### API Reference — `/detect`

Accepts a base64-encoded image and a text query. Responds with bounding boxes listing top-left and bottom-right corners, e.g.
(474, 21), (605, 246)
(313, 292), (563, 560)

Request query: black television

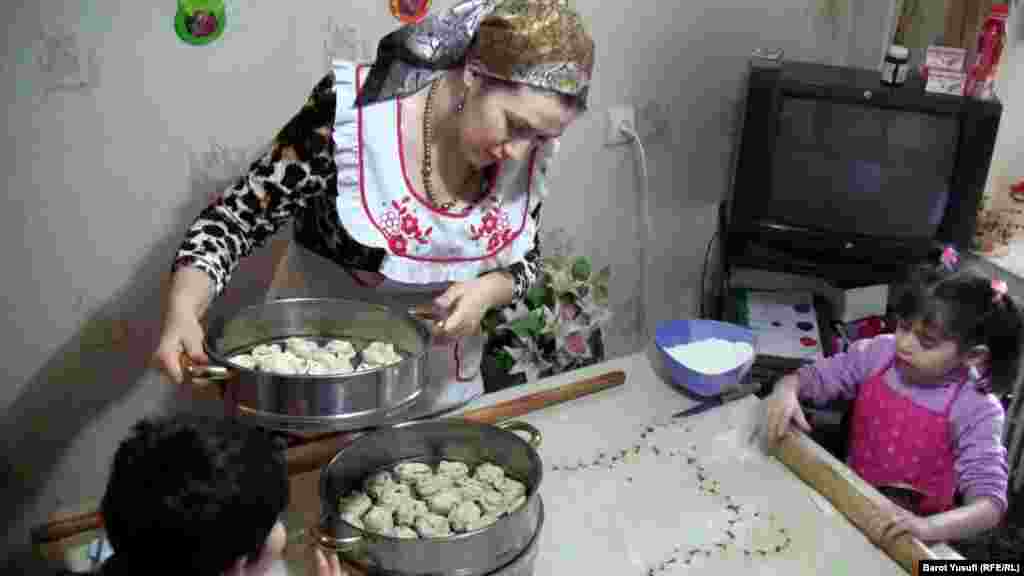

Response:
(724, 55), (1002, 286)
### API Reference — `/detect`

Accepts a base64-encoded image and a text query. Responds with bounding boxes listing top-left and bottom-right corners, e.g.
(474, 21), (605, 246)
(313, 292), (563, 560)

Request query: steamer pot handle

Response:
(180, 351), (234, 386)
(498, 421), (542, 449)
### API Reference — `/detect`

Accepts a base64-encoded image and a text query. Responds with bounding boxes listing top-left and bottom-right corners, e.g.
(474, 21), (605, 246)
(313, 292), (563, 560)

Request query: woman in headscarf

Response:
(155, 0), (595, 404)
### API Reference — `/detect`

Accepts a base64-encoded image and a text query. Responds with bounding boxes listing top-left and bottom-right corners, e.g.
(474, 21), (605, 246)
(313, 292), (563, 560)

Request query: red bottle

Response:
(966, 3), (1008, 99)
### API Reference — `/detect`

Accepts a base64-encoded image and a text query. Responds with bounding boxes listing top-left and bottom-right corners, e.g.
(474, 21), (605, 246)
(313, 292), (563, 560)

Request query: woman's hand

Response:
(867, 499), (936, 545)
(761, 375), (812, 443)
(154, 302), (209, 386)
(433, 274), (510, 339)
(313, 547), (354, 576)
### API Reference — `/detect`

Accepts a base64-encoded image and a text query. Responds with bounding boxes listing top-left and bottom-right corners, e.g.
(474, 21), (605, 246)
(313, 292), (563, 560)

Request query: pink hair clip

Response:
(991, 278), (1008, 302)
(940, 245), (959, 271)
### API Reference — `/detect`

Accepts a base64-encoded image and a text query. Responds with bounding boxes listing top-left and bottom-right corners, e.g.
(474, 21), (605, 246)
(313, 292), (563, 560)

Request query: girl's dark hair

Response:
(99, 414), (288, 576)
(894, 262), (1024, 396)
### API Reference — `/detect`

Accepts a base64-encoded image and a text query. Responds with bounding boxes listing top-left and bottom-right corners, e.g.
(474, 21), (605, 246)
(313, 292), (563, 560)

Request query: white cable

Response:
(619, 121), (651, 341)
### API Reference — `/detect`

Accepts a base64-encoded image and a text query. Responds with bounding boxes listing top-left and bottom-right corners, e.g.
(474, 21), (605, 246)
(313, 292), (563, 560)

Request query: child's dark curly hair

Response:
(99, 414), (288, 575)
(894, 260), (1024, 396)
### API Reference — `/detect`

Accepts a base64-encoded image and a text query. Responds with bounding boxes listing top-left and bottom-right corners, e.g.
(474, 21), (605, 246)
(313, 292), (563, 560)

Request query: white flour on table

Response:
(664, 338), (754, 375)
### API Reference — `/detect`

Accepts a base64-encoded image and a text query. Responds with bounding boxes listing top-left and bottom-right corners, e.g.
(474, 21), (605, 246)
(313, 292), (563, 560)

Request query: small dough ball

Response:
(454, 477), (488, 501)
(257, 354), (296, 375)
(476, 490), (507, 516)
(230, 354), (256, 369)
(377, 483), (414, 507)
(427, 489), (462, 516)
(448, 500), (482, 533)
(394, 462), (433, 484)
(507, 495), (527, 514)
(285, 337), (319, 358)
(496, 478), (526, 501)
(393, 526), (419, 539)
(415, 475), (453, 498)
(251, 343), (280, 357)
(363, 506), (395, 535)
(310, 349), (340, 367)
(395, 499), (429, 527)
(341, 512), (364, 530)
(438, 460), (470, 479)
(465, 513), (500, 532)
(326, 339), (356, 357)
(415, 514), (452, 538)
(339, 492), (373, 517)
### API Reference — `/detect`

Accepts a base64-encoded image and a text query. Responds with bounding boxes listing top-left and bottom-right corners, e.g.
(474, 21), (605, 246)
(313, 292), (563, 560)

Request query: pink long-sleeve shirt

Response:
(796, 334), (1009, 513)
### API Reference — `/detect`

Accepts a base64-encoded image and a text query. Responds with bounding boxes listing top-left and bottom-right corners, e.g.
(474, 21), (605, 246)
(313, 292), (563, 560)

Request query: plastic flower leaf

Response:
(548, 267), (578, 295)
(501, 301), (531, 325)
(571, 257), (591, 281)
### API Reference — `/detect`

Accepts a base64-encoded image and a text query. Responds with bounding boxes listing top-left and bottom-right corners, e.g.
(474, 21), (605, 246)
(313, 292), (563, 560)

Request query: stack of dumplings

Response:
(338, 460), (528, 539)
(228, 338), (403, 376)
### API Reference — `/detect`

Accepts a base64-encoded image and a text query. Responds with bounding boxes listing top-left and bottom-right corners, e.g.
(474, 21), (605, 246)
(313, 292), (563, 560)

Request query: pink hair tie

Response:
(940, 245), (959, 271)
(991, 278), (1008, 302)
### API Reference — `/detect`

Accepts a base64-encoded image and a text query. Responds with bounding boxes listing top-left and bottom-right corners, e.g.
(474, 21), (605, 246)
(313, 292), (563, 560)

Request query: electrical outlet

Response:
(605, 105), (636, 146)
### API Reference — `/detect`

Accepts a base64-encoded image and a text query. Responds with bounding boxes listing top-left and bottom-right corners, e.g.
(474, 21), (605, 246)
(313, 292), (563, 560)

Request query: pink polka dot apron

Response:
(846, 359), (967, 515)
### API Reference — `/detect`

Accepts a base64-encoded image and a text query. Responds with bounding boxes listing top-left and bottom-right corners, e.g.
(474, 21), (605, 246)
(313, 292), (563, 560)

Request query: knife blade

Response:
(672, 385), (755, 419)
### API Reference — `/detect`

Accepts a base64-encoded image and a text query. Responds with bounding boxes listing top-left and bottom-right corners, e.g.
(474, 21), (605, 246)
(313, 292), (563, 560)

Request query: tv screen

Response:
(768, 97), (960, 239)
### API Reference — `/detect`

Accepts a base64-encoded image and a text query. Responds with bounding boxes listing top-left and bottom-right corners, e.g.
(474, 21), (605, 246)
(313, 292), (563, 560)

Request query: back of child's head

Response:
(99, 413), (288, 576)
(894, 260), (1023, 396)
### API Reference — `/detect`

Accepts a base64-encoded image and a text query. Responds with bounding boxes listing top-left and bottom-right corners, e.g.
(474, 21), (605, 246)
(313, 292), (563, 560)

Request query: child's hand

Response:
(761, 376), (812, 443)
(867, 500), (936, 545)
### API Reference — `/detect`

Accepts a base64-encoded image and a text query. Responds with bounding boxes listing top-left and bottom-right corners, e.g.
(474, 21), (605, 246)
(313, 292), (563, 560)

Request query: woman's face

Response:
(456, 71), (578, 169)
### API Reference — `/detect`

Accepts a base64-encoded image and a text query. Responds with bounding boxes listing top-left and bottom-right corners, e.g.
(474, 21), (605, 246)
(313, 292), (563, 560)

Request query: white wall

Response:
(0, 1), (889, 571)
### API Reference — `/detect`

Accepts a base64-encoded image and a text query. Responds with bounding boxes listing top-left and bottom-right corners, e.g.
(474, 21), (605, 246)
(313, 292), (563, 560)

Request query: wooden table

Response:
(37, 349), (963, 574)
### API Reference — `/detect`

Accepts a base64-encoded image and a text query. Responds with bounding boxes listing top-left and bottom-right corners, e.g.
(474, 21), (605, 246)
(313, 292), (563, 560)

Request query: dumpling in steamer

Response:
(339, 491), (373, 518)
(393, 526), (419, 539)
(251, 344), (280, 357)
(307, 360), (332, 375)
(474, 463), (505, 487)
(394, 462), (433, 484)
(230, 354), (256, 369)
(496, 478), (526, 501)
(362, 341), (402, 366)
(325, 339), (356, 357)
(414, 514), (452, 538)
(285, 337), (319, 358)
(364, 471), (395, 499)
(395, 499), (429, 526)
(454, 477), (487, 501)
(415, 474), (453, 498)
(362, 506), (395, 535)
(377, 483), (413, 507)
(341, 512), (364, 530)
(448, 500), (482, 533)
(438, 460), (470, 479)
(476, 490), (507, 516)
(427, 489), (462, 516)
(465, 513), (500, 532)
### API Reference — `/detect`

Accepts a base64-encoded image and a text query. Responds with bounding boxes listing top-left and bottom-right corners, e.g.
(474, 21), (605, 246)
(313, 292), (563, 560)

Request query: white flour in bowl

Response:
(664, 338), (755, 375)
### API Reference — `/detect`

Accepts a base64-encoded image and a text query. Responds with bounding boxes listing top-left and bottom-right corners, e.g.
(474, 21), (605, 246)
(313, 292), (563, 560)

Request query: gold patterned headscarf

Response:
(354, 0), (595, 109)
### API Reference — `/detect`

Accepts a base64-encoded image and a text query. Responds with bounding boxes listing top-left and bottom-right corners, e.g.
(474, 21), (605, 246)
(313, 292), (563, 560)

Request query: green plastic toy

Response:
(174, 0), (226, 46)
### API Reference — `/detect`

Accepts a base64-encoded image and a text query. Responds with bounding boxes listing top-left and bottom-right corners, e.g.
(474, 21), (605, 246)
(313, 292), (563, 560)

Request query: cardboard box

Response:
(926, 69), (968, 96)
(925, 46), (968, 72)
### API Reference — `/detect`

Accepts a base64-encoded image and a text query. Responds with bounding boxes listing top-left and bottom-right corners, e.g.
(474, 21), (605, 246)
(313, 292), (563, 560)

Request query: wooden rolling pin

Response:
(773, 430), (937, 575)
(32, 370), (626, 545)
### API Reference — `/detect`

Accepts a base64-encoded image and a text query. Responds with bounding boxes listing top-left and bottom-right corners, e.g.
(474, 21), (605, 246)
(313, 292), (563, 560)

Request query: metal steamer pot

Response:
(313, 420), (545, 576)
(187, 298), (430, 430)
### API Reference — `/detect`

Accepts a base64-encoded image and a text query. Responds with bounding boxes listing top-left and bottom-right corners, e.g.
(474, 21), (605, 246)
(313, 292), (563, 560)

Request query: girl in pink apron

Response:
(762, 250), (1020, 545)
